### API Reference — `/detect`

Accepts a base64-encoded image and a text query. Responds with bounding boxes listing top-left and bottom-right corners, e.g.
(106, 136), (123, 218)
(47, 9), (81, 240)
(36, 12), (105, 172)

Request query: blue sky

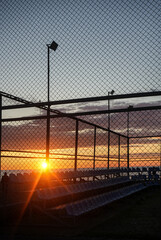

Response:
(1, 0), (160, 103)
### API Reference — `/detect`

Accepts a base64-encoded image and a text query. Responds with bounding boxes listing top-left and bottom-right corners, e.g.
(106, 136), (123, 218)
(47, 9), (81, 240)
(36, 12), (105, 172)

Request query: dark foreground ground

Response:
(0, 185), (160, 240)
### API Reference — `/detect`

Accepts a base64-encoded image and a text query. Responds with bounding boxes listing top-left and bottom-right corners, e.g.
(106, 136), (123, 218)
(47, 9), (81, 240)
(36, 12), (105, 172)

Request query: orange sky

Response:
(1, 140), (160, 171)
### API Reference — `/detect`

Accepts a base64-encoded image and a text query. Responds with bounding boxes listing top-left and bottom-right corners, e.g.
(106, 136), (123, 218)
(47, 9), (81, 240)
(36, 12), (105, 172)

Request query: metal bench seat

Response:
(35, 176), (131, 202)
(7, 168), (127, 185)
(62, 183), (147, 216)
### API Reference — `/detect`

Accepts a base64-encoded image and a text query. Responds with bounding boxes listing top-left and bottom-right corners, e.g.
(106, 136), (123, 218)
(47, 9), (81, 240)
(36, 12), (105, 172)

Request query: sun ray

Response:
(12, 170), (42, 236)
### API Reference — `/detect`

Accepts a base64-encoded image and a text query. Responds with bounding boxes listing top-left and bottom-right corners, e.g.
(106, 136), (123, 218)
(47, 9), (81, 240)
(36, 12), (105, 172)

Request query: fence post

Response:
(74, 120), (79, 171)
(107, 130), (110, 169)
(93, 126), (96, 170)
(118, 135), (120, 169)
(127, 106), (131, 178)
(0, 94), (2, 178)
(127, 137), (130, 177)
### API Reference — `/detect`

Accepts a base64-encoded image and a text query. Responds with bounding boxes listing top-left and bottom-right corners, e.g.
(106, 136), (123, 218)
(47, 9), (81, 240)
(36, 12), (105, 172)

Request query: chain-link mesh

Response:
(129, 137), (160, 168)
(50, 117), (76, 170)
(128, 109), (161, 168)
(128, 109), (161, 138)
(1, 94), (161, 174)
(0, 0), (161, 178)
(1, 118), (46, 173)
(95, 128), (108, 169)
(1, 95), (47, 174)
(1, 0), (160, 101)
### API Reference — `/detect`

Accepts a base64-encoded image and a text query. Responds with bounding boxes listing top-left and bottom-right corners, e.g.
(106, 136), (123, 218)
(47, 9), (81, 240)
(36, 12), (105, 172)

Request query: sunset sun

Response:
(41, 161), (48, 170)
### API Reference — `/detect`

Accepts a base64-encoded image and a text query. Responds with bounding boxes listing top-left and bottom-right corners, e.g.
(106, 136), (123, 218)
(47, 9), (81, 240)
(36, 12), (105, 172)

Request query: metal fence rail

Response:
(0, 92), (160, 176)
(1, 94), (128, 174)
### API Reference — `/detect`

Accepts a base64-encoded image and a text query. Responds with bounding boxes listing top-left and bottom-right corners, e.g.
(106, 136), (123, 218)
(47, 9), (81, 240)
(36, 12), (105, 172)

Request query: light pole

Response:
(108, 90), (114, 130)
(107, 90), (114, 169)
(46, 41), (58, 164)
(127, 105), (133, 137)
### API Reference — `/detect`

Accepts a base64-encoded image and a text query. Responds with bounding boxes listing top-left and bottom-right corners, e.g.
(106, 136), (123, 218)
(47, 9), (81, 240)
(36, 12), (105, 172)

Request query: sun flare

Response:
(41, 161), (48, 170)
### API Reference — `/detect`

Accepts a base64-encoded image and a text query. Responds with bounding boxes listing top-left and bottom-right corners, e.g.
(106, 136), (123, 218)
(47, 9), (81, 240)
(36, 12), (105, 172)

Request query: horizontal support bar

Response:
(69, 105), (161, 116)
(1, 155), (43, 159)
(2, 105), (161, 122)
(48, 91), (161, 105)
(2, 91), (161, 110)
(130, 135), (161, 139)
(1, 149), (46, 155)
(1, 149), (112, 159)
(2, 105), (160, 138)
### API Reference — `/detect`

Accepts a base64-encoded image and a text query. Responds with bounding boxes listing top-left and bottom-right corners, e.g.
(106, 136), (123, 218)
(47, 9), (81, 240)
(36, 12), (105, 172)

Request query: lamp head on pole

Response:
(108, 90), (115, 95)
(49, 41), (58, 51)
(111, 90), (115, 95)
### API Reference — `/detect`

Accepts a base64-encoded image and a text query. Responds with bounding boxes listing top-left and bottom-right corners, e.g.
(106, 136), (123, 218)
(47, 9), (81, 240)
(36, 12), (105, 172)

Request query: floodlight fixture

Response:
(49, 41), (58, 51)
(108, 90), (115, 95)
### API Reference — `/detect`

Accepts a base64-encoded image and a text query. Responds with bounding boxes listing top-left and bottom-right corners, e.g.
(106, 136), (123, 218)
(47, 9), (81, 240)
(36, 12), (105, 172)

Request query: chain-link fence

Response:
(1, 93), (128, 174)
(0, 92), (160, 176)
(128, 109), (161, 169)
(1, 0), (161, 178)
(1, 0), (160, 102)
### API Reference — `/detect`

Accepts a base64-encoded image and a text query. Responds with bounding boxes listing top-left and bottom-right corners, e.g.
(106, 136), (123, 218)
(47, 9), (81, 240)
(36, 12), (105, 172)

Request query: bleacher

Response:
(0, 167), (160, 221)
(32, 180), (150, 218)
(62, 183), (148, 216)
(32, 176), (130, 206)
(7, 166), (160, 185)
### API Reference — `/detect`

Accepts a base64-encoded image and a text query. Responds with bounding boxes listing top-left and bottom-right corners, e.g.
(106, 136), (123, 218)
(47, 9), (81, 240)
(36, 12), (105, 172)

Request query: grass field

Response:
(1, 185), (160, 240)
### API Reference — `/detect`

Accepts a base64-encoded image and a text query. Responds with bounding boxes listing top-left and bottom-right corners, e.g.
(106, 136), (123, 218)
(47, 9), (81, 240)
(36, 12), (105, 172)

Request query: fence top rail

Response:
(60, 105), (161, 116)
(1, 91), (161, 110)
(2, 105), (161, 121)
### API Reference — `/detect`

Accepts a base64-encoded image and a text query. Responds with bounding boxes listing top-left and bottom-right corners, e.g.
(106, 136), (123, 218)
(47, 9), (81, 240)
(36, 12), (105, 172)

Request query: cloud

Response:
(2, 99), (160, 151)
